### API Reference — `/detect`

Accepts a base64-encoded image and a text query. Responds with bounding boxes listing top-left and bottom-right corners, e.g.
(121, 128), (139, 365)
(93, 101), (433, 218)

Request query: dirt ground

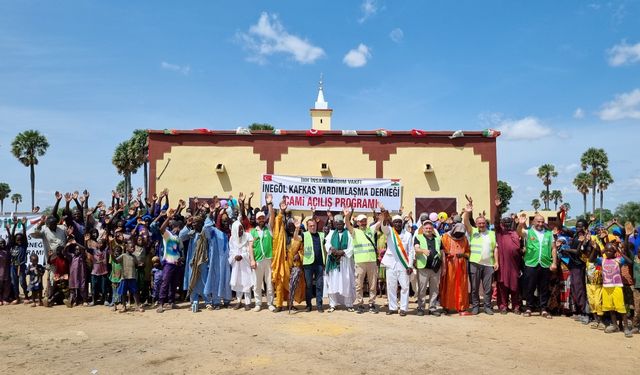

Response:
(1, 300), (638, 375)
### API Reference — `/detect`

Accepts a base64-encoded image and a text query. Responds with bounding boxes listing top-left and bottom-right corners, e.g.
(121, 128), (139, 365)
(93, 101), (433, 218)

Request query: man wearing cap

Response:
(413, 219), (442, 316)
(379, 203), (414, 316)
(517, 213), (558, 318)
(463, 199), (499, 315)
(249, 194), (276, 312)
(324, 214), (355, 312)
(344, 207), (379, 314)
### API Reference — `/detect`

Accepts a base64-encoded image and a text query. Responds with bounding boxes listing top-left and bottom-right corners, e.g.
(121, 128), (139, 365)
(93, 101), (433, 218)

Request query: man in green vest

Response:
(302, 218), (326, 313)
(463, 200), (499, 315)
(344, 207), (379, 314)
(250, 194), (275, 312)
(413, 219), (442, 316)
(517, 213), (558, 318)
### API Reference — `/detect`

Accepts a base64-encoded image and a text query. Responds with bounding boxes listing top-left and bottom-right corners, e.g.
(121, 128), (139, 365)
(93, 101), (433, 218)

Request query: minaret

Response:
(310, 74), (332, 130)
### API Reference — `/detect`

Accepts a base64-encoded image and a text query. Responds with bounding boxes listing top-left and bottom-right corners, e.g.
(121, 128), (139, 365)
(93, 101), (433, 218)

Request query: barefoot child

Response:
(26, 254), (44, 306)
(151, 256), (162, 306)
(114, 241), (144, 313)
(64, 237), (88, 307)
(109, 245), (123, 308)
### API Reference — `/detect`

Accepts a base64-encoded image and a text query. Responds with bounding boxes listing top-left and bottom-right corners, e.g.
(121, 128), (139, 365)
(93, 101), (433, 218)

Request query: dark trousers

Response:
(159, 263), (178, 305)
(304, 264), (324, 308)
(524, 265), (550, 311)
(569, 265), (587, 314)
(497, 281), (521, 310)
(91, 274), (108, 303)
(469, 263), (494, 309)
(10, 264), (28, 300)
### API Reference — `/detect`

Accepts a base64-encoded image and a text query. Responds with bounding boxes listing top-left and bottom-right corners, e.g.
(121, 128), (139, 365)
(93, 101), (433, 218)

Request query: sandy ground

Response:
(1, 300), (638, 375)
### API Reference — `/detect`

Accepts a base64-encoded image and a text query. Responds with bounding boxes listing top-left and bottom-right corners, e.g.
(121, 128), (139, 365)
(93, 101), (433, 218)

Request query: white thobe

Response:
(381, 225), (415, 312)
(323, 230), (355, 308)
(228, 235), (255, 294)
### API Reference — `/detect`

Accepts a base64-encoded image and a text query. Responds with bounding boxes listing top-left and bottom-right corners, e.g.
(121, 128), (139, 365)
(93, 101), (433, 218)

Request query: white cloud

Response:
(358, 0), (378, 23)
(160, 61), (191, 75)
(607, 40), (640, 66)
(525, 166), (538, 176)
(496, 116), (552, 140)
(564, 163), (579, 173)
(573, 107), (585, 119)
(237, 12), (325, 64)
(390, 28), (404, 43)
(598, 88), (640, 121)
(343, 44), (371, 68)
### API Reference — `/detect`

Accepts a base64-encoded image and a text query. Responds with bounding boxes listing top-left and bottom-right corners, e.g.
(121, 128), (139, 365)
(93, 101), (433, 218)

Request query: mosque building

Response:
(147, 78), (499, 217)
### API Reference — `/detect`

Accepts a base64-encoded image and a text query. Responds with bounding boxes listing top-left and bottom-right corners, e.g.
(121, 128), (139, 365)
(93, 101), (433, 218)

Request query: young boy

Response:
(150, 256), (163, 307)
(26, 254), (44, 307)
(115, 241), (144, 313)
(594, 243), (633, 337)
(109, 245), (123, 308)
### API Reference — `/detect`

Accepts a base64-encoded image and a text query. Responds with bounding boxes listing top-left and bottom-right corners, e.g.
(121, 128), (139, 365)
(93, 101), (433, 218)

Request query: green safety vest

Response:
(469, 228), (496, 265)
(415, 233), (441, 269)
(353, 228), (377, 264)
(524, 228), (553, 268)
(303, 231), (326, 266)
(250, 227), (273, 262)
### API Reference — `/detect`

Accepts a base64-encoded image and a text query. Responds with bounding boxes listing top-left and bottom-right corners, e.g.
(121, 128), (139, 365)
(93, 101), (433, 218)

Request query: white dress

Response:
(323, 230), (356, 307)
(228, 229), (255, 293)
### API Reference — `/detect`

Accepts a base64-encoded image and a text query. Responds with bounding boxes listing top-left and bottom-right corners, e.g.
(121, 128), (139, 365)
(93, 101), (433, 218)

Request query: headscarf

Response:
(230, 221), (251, 249)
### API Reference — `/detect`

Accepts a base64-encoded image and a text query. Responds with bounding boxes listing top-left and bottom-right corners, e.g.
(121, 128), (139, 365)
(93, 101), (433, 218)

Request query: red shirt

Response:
(51, 256), (69, 278)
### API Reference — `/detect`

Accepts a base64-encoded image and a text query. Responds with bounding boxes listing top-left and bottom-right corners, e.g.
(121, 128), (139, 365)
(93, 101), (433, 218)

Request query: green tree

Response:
(615, 202), (640, 226)
(537, 164), (558, 210)
(129, 129), (149, 198)
(112, 140), (139, 198)
(0, 182), (11, 214)
(248, 123), (274, 131)
(116, 180), (126, 196)
(11, 193), (22, 212)
(539, 190), (551, 211)
(531, 199), (541, 211)
(550, 190), (563, 211)
(580, 148), (608, 214)
(497, 180), (514, 215)
(596, 169), (613, 223)
(11, 130), (50, 210)
(573, 172), (591, 217)
(592, 208), (613, 223)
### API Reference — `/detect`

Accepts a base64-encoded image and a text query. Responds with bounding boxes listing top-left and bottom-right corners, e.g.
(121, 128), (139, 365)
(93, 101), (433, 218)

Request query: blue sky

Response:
(0, 0), (639, 215)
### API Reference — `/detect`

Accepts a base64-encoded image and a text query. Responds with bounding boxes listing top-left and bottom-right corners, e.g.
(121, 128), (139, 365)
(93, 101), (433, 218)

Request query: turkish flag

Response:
(263, 175), (272, 181)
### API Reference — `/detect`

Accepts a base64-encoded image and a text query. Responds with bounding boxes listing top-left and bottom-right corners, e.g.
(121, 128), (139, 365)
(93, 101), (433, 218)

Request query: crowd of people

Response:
(0, 189), (638, 338)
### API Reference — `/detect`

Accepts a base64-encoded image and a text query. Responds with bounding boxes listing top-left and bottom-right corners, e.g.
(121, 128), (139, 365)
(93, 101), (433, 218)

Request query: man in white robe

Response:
(228, 221), (255, 311)
(324, 215), (355, 312)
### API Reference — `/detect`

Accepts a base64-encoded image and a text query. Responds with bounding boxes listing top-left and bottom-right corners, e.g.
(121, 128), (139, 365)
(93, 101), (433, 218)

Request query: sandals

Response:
(541, 311), (552, 319)
(523, 310), (532, 317)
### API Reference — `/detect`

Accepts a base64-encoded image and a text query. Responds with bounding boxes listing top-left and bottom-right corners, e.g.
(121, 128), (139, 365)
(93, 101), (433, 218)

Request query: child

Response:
(594, 242), (633, 337)
(586, 245), (604, 329)
(26, 254), (44, 307)
(48, 246), (69, 306)
(0, 238), (10, 305)
(109, 245), (123, 308)
(64, 237), (88, 307)
(86, 234), (109, 306)
(151, 256), (163, 307)
(115, 241), (144, 313)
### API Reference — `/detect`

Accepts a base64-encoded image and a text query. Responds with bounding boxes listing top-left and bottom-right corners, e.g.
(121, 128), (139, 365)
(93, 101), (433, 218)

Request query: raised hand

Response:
(464, 202), (473, 213)
(238, 192), (245, 201)
(495, 196), (502, 207)
(465, 195), (473, 204)
(265, 193), (273, 204)
(279, 199), (287, 211)
(249, 192), (254, 199)
(83, 189), (89, 198)
(342, 206), (350, 217)
(55, 191), (62, 201)
(64, 192), (72, 202)
(72, 191), (79, 200)
(152, 193), (158, 201)
(377, 201), (385, 211)
(137, 187), (143, 197)
(21, 217), (27, 225)
(178, 199), (186, 208)
(518, 213), (527, 225)
(79, 196), (86, 204)
(167, 208), (176, 217)
(293, 218), (301, 229)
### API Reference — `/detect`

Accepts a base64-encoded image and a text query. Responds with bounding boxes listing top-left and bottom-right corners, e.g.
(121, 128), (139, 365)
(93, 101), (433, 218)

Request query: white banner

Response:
(0, 215), (46, 265)
(261, 174), (402, 212)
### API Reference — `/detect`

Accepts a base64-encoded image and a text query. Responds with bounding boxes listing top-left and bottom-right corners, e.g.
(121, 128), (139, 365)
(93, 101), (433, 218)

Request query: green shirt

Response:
(524, 228), (553, 268)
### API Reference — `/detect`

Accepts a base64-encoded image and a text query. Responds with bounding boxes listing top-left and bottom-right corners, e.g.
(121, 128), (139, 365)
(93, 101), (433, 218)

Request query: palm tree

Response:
(531, 199), (541, 212)
(112, 140), (139, 198)
(597, 169), (614, 223)
(11, 193), (22, 212)
(536, 164), (558, 210)
(11, 130), (50, 210)
(573, 172), (591, 217)
(129, 129), (149, 198)
(550, 190), (563, 211)
(0, 183), (10, 214)
(539, 190), (551, 211)
(580, 148), (608, 214)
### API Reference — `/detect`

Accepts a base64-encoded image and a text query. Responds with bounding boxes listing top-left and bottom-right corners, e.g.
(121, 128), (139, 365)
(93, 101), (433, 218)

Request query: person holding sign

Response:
(379, 202), (414, 316)
(249, 193), (276, 312)
(344, 207), (379, 314)
(324, 214), (355, 312)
